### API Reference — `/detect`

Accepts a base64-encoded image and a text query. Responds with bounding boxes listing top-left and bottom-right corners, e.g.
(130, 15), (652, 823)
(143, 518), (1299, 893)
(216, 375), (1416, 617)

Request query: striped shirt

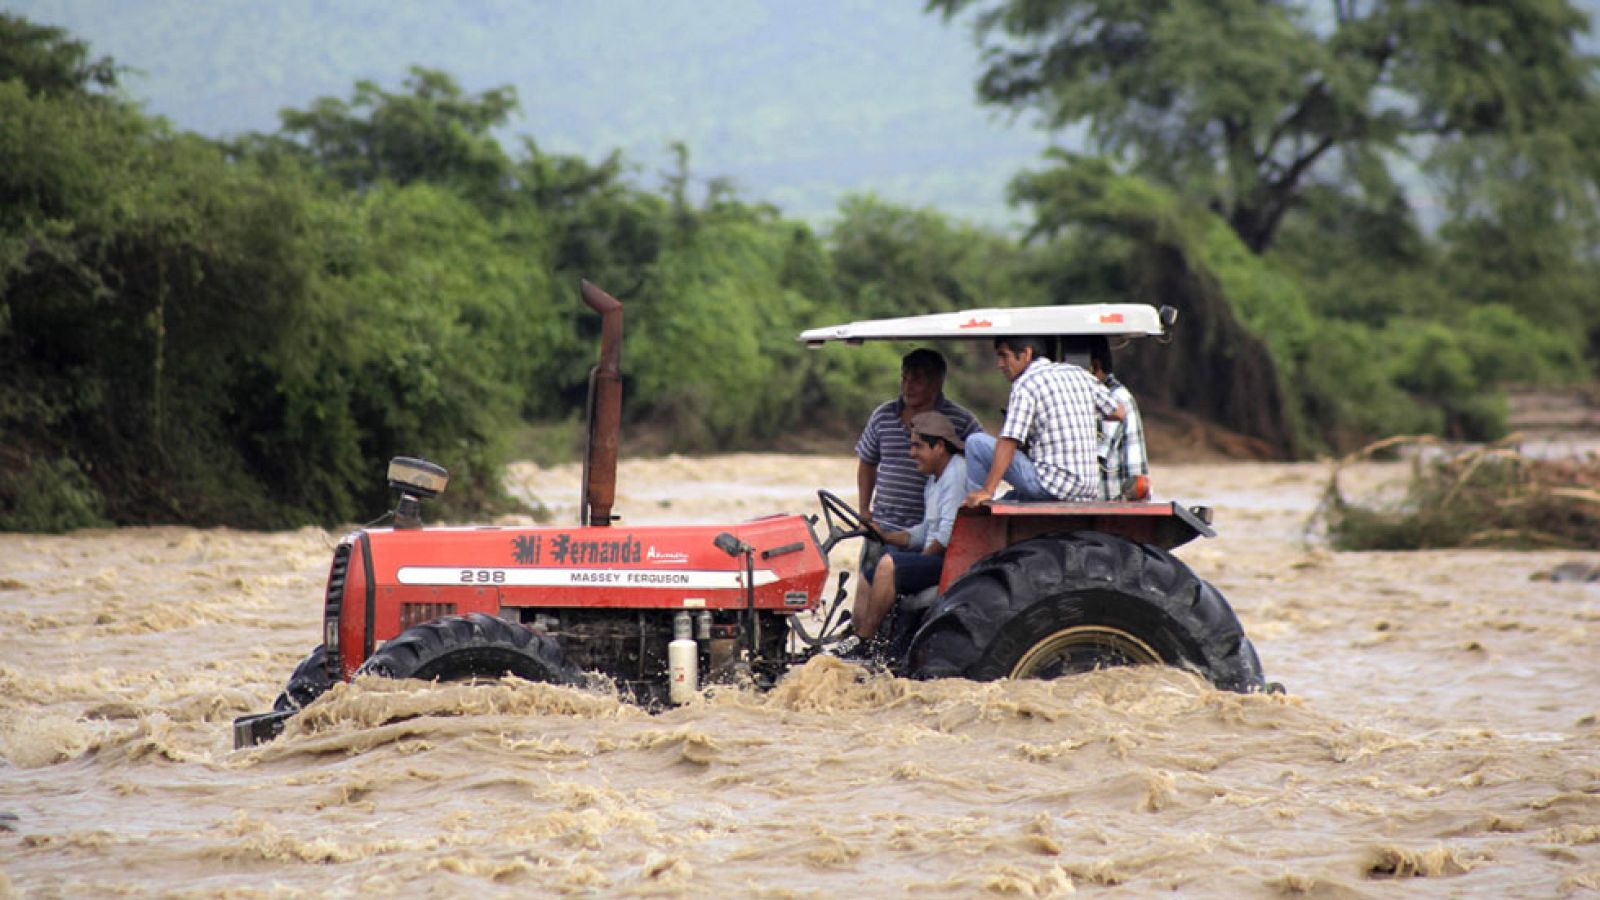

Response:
(856, 397), (983, 530)
(1099, 375), (1149, 500)
(1000, 358), (1117, 501)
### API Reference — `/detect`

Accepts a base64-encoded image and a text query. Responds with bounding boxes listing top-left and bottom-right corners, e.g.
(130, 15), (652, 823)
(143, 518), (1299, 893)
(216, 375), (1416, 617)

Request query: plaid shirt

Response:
(856, 396), (983, 530)
(1100, 376), (1148, 500)
(1000, 358), (1117, 501)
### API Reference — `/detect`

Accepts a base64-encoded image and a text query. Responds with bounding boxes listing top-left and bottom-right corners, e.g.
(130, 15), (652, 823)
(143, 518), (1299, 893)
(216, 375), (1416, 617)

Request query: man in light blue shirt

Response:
(854, 411), (968, 641)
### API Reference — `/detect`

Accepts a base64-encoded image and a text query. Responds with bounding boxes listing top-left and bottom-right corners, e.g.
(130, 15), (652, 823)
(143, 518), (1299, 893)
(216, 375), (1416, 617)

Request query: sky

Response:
(9, 0), (1061, 230)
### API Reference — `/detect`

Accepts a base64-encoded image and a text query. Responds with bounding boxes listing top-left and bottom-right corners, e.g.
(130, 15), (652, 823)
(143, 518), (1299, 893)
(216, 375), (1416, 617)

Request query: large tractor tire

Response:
(906, 532), (1265, 693)
(272, 645), (333, 712)
(356, 613), (580, 685)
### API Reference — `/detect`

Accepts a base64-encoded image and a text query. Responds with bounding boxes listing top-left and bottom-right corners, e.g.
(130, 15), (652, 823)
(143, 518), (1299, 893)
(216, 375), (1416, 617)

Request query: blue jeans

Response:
(864, 547), (944, 595)
(890, 549), (943, 594)
(963, 433), (1054, 500)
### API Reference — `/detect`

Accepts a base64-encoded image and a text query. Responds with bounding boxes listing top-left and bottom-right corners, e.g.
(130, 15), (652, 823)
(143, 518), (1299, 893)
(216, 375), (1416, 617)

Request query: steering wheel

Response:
(816, 490), (885, 556)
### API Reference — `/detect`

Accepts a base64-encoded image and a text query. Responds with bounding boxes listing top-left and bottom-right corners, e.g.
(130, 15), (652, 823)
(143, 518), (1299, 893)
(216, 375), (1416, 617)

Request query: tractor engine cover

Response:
(324, 514), (828, 680)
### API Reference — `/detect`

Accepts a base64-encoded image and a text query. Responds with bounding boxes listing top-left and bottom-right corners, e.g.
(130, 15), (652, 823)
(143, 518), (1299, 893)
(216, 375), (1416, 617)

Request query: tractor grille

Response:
(322, 541), (354, 680)
(401, 602), (456, 630)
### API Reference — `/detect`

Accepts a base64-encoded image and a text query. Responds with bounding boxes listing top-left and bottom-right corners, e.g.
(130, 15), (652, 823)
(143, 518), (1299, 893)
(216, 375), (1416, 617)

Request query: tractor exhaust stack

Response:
(579, 281), (624, 527)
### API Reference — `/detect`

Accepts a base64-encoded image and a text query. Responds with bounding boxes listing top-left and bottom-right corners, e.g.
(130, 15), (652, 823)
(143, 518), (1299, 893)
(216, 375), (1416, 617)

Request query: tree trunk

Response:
(1113, 243), (1298, 458)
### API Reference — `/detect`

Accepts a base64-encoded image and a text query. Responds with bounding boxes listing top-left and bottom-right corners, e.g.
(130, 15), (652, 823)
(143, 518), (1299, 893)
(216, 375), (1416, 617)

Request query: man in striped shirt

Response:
(856, 349), (984, 533)
(964, 336), (1123, 505)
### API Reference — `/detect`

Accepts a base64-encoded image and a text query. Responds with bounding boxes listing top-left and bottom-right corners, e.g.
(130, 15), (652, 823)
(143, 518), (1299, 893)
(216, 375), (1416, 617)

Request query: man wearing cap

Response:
(856, 349), (983, 537)
(852, 411), (968, 643)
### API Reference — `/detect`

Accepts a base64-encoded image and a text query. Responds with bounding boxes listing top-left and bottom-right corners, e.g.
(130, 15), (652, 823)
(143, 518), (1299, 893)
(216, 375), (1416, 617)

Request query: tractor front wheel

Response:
(356, 613), (580, 686)
(906, 532), (1265, 692)
(272, 645), (333, 712)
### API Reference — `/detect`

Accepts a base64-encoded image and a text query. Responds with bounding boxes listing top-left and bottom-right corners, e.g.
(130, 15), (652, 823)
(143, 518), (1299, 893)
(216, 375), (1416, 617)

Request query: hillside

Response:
(6, 0), (1053, 227)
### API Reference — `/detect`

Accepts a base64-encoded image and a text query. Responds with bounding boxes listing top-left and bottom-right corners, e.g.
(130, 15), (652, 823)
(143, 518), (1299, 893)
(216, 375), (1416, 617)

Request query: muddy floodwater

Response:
(3, 456), (1598, 897)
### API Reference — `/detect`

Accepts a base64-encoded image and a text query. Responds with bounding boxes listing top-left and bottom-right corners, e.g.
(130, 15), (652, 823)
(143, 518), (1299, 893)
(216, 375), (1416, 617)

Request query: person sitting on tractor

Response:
(856, 348), (982, 555)
(852, 411), (968, 644)
(1089, 336), (1150, 501)
(964, 335), (1122, 506)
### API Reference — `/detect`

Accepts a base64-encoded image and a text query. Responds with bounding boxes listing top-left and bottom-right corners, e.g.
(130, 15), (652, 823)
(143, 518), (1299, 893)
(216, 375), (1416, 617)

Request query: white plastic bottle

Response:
(668, 612), (698, 704)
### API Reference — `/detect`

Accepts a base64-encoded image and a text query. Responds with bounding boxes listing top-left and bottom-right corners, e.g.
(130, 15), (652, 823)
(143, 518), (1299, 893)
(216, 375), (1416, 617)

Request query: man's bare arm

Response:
(857, 460), (877, 513)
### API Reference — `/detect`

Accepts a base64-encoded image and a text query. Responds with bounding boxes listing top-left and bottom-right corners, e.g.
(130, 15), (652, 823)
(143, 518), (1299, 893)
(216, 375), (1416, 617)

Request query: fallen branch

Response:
(1313, 440), (1600, 551)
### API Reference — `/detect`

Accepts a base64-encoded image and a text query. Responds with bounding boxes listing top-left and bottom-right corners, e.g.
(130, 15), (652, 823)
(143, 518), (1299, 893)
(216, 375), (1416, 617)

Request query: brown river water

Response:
(3, 455), (1598, 897)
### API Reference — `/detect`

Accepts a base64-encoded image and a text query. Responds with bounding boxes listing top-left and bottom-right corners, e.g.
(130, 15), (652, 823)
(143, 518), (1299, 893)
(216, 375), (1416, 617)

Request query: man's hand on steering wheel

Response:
(815, 490), (886, 554)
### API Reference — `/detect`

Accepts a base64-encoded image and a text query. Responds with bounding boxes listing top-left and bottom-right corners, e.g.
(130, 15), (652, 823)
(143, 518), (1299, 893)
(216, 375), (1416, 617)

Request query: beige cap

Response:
(910, 411), (964, 451)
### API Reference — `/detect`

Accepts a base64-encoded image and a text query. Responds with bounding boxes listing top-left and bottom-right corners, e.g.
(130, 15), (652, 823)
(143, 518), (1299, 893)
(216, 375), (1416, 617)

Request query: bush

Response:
(631, 217), (832, 447)
(0, 456), (106, 533)
(1297, 320), (1437, 449)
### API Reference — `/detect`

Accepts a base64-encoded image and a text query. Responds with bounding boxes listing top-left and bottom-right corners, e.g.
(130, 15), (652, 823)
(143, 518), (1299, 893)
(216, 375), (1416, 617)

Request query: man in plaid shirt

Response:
(1090, 337), (1149, 500)
(964, 336), (1123, 505)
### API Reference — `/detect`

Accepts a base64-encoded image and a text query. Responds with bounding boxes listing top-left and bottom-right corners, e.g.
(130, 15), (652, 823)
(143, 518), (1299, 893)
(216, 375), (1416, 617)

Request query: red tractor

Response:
(234, 283), (1266, 748)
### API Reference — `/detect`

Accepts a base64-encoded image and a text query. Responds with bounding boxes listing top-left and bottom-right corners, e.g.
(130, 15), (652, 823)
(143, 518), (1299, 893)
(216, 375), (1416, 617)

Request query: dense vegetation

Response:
(935, 0), (1600, 451)
(2, 6), (1597, 530)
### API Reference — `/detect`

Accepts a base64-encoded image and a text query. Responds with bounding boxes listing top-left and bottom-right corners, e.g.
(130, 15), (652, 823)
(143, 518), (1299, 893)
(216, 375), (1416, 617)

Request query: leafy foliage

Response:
(0, 455), (106, 533)
(830, 194), (1037, 318)
(272, 67), (516, 209)
(928, 0), (1600, 254)
(0, 13), (117, 98)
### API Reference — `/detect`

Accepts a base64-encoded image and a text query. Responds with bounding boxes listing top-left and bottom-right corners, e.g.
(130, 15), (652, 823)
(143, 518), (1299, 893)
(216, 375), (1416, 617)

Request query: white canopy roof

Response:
(798, 303), (1168, 346)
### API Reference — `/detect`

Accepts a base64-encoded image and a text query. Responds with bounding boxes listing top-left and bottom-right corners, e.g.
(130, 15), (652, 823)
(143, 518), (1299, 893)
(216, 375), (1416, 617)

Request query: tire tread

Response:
(357, 612), (579, 685)
(907, 531), (1265, 692)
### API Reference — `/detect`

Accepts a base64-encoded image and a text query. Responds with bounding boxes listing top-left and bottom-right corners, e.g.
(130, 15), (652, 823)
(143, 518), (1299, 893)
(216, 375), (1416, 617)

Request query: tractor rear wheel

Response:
(273, 645), (332, 712)
(356, 613), (579, 685)
(906, 532), (1264, 692)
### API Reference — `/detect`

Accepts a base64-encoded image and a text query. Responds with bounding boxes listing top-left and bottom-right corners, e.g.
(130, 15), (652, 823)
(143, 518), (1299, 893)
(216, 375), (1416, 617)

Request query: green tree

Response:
(1430, 131), (1600, 347)
(829, 194), (1037, 319)
(603, 158), (863, 448)
(284, 182), (559, 518)
(1, 70), (334, 526)
(513, 139), (667, 293)
(1267, 182), (1445, 326)
(0, 13), (118, 98)
(271, 66), (516, 207)
(928, 0), (1600, 254)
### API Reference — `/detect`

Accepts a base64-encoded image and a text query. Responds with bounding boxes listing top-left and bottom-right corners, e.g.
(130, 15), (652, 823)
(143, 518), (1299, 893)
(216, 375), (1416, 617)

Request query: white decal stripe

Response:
(397, 567), (779, 589)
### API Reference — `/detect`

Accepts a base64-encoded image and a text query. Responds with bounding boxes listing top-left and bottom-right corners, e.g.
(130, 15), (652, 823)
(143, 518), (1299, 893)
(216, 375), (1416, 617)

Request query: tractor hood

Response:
(324, 516), (829, 681)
